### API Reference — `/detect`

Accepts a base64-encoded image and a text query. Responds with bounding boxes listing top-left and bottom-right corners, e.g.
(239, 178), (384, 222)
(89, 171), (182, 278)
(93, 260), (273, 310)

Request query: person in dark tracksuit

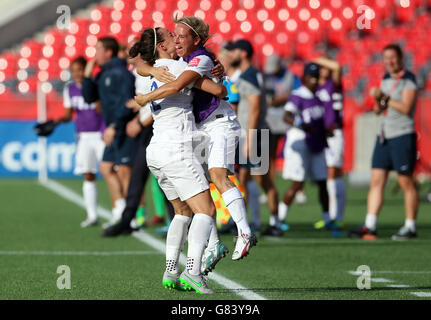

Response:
(82, 37), (139, 227)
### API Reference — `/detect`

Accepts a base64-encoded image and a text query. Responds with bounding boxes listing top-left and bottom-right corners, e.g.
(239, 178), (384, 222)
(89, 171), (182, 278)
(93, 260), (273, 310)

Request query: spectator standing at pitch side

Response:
(227, 39), (283, 236)
(82, 37), (138, 228)
(313, 55), (346, 231)
(53, 56), (105, 228)
(349, 44), (419, 240)
(279, 63), (330, 227)
(263, 55), (302, 231)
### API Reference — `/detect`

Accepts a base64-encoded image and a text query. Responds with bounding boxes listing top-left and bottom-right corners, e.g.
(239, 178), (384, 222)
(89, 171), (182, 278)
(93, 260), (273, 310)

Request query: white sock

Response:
(247, 181), (261, 229)
(335, 177), (346, 222)
(112, 198), (126, 220)
(269, 215), (281, 228)
(166, 214), (191, 274)
(187, 213), (213, 275)
(207, 218), (219, 251)
(327, 179), (337, 221)
(278, 202), (288, 221)
(83, 180), (98, 221)
(222, 187), (251, 236)
(322, 211), (331, 223)
(365, 214), (377, 231)
(404, 219), (416, 232)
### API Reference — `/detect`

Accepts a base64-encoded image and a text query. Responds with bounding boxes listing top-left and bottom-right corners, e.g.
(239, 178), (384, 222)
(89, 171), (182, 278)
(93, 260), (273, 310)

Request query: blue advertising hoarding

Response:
(0, 121), (78, 177)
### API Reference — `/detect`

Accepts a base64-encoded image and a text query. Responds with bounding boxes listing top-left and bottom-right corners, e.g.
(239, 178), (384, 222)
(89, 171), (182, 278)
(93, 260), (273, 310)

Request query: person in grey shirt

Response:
(349, 44), (419, 241)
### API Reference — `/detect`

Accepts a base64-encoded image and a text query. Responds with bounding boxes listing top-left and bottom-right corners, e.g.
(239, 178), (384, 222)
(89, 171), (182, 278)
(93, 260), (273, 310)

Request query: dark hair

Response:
(98, 37), (119, 57)
(71, 56), (87, 68)
(128, 28), (164, 66)
(383, 44), (403, 59)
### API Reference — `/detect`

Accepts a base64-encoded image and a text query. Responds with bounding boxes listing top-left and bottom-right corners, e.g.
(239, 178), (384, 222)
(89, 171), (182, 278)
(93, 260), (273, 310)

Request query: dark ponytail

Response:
(128, 28), (164, 66)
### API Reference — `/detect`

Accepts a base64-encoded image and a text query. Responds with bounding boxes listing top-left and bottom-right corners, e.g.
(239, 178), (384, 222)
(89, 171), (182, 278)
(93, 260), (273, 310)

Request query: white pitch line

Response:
(347, 271), (431, 298)
(40, 179), (267, 300)
(411, 292), (431, 297)
(387, 284), (415, 289)
(371, 278), (393, 283)
(0, 251), (162, 256)
(348, 270), (431, 275)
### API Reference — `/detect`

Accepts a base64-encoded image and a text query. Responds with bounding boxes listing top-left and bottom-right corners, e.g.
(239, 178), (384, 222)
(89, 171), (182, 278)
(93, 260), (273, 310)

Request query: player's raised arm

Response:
(135, 70), (201, 106)
(193, 77), (227, 98)
(314, 56), (342, 87)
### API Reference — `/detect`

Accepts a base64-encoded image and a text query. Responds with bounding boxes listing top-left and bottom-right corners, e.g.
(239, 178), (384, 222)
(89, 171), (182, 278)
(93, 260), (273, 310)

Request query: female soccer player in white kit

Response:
(135, 17), (257, 274)
(130, 27), (228, 294)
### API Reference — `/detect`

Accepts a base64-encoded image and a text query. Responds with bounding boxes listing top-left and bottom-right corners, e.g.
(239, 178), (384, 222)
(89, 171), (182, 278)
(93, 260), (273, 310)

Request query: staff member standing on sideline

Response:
(349, 44), (419, 240)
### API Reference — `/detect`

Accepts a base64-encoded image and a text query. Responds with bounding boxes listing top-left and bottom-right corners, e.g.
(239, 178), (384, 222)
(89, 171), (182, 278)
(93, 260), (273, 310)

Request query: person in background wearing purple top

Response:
(313, 55), (346, 232)
(279, 63), (330, 227)
(54, 56), (105, 228)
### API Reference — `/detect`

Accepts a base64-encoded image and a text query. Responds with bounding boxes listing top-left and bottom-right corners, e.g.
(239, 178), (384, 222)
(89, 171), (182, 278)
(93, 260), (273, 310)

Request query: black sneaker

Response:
(102, 220), (135, 237)
(262, 225), (284, 236)
(348, 226), (377, 240)
(391, 226), (417, 241)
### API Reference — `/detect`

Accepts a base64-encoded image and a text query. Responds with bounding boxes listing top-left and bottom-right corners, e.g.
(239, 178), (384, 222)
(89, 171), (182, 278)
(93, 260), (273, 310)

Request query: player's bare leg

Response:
(254, 171), (283, 236)
(392, 173), (419, 240)
(207, 168), (255, 263)
(99, 161), (126, 226)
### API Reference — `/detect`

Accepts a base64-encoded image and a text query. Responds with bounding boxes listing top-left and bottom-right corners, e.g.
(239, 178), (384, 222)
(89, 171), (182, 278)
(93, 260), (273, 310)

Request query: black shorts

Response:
(236, 129), (266, 169)
(102, 132), (139, 166)
(269, 132), (285, 159)
(371, 133), (417, 175)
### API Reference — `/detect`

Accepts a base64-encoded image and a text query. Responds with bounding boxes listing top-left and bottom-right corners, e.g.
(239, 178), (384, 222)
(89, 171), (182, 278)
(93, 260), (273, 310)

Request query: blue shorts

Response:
(102, 132), (139, 166)
(371, 133), (417, 175)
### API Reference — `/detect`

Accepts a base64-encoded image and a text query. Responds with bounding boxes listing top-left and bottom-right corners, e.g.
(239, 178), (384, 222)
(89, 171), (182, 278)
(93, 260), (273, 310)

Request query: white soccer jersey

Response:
(182, 55), (214, 79)
(142, 58), (196, 143)
(133, 68), (152, 95)
(182, 54), (242, 174)
(138, 58), (209, 202)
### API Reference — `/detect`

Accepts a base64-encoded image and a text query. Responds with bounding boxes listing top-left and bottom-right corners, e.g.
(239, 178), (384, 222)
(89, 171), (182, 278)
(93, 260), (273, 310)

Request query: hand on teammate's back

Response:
(152, 66), (176, 83)
(211, 59), (225, 79)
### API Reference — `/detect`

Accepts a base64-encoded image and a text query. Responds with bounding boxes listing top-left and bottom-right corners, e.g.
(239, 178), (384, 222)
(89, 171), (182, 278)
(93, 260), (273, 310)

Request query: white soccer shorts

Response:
(146, 141), (209, 201)
(197, 102), (241, 175)
(74, 132), (105, 175)
(325, 129), (344, 168)
(282, 127), (327, 182)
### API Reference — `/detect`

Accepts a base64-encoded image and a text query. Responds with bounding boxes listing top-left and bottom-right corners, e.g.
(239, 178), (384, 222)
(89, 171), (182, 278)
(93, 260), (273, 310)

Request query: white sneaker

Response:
(80, 218), (98, 228)
(178, 269), (214, 294)
(232, 233), (258, 260)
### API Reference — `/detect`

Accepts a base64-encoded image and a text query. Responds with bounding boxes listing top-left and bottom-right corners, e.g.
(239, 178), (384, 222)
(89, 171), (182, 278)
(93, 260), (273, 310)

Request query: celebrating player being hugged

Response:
(130, 25), (230, 294)
(134, 16), (257, 276)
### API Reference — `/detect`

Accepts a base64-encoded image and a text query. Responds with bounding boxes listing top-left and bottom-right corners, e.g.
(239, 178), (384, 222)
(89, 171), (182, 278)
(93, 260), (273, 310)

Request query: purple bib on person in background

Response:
(67, 82), (105, 133)
(316, 78), (343, 129)
(183, 47), (220, 123)
(289, 86), (327, 153)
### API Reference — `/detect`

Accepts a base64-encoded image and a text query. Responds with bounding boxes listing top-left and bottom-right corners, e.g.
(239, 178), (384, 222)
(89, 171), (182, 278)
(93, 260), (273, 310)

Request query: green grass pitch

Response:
(0, 177), (430, 300)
